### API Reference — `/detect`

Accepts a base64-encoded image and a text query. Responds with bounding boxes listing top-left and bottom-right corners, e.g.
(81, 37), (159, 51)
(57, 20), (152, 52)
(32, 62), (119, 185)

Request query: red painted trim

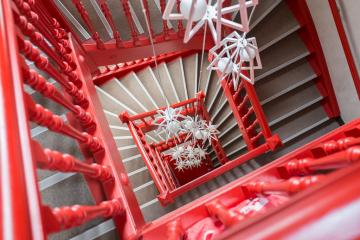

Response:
(140, 118), (360, 239)
(93, 50), (196, 86)
(328, 0), (360, 100)
(69, 35), (146, 239)
(286, 0), (340, 118)
(85, 33), (214, 67)
(0, 0), (45, 238)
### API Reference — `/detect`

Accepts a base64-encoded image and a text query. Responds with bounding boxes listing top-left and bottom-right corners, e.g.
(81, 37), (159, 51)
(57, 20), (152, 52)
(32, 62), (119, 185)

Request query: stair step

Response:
(251, 1), (300, 51)
(256, 33), (309, 81)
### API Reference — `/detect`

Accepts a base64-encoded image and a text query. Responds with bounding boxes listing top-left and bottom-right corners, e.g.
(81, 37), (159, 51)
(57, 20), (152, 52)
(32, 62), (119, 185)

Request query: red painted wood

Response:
(26, 93), (103, 153)
(121, 0), (139, 44)
(18, 37), (89, 108)
(0, 0), (45, 238)
(140, 119), (360, 239)
(68, 35), (146, 238)
(120, 93), (227, 204)
(22, 65), (96, 131)
(286, 0), (340, 118)
(97, 0), (122, 48)
(285, 146), (360, 175)
(32, 140), (113, 181)
(245, 175), (324, 195)
(70, 0), (104, 49)
(328, 0), (360, 99)
(206, 199), (243, 227)
(49, 199), (124, 232)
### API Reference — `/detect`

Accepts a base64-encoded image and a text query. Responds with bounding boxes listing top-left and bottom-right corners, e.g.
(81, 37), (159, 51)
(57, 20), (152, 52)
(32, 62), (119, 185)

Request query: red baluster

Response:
(167, 219), (184, 240)
(206, 199), (243, 227)
(22, 66), (96, 131)
(71, 0), (104, 49)
(121, 0), (138, 43)
(32, 140), (112, 181)
(176, 0), (184, 35)
(26, 94), (103, 153)
(197, 91), (228, 164)
(14, 0), (73, 61)
(98, 0), (122, 48)
(141, 0), (154, 38)
(160, 0), (169, 37)
(245, 176), (324, 195)
(18, 38), (89, 108)
(52, 199), (123, 230)
(286, 146), (360, 175)
(316, 137), (360, 155)
(15, 12), (82, 88)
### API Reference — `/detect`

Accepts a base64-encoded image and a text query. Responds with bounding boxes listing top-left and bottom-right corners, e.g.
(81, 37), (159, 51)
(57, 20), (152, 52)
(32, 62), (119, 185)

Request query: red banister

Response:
(328, 0), (360, 99)
(0, 0), (44, 238)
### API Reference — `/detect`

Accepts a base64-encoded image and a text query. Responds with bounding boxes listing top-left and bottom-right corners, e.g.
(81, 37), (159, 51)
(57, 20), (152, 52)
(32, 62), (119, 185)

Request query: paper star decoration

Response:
(208, 31), (262, 87)
(154, 107), (186, 140)
(163, 0), (258, 45)
(168, 145), (207, 171)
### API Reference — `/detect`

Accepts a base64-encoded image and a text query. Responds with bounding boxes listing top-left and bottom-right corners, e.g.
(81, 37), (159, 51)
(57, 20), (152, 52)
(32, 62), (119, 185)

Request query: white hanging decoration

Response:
(201, 121), (220, 142)
(154, 107), (186, 140)
(182, 115), (207, 141)
(163, 0), (258, 45)
(167, 144), (207, 171)
(208, 31), (262, 87)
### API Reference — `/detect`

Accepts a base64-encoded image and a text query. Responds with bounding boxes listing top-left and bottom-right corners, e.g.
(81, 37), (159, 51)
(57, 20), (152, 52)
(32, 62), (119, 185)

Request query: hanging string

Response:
(140, 0), (170, 107)
(215, 3), (258, 120)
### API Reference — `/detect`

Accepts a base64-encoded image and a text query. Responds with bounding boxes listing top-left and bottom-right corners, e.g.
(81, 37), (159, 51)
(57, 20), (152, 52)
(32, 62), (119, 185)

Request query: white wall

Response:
(306, 0), (360, 123)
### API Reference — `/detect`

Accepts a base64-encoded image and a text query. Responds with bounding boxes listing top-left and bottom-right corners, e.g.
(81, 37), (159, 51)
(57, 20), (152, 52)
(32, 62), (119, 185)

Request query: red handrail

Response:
(328, 0), (360, 99)
(0, 0), (44, 238)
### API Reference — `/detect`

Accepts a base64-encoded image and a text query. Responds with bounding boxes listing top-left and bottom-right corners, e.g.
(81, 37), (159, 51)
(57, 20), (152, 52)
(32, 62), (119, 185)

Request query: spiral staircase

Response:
(21, 1), (343, 239)
(4, 0), (358, 239)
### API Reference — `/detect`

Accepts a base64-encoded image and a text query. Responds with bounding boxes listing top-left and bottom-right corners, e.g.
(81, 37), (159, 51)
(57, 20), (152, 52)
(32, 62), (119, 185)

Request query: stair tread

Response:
(256, 59), (316, 103)
(256, 33), (309, 79)
(251, 1), (299, 51)
(263, 81), (322, 123)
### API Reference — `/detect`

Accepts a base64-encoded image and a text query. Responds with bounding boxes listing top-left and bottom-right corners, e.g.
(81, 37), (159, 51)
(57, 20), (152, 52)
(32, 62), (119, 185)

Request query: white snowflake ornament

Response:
(163, 0), (258, 45)
(208, 31), (262, 87)
(154, 107), (186, 140)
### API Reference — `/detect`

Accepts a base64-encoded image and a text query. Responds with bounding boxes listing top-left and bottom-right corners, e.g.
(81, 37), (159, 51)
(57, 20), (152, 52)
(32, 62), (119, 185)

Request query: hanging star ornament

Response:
(163, 0), (258, 45)
(154, 107), (186, 141)
(207, 31), (262, 87)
